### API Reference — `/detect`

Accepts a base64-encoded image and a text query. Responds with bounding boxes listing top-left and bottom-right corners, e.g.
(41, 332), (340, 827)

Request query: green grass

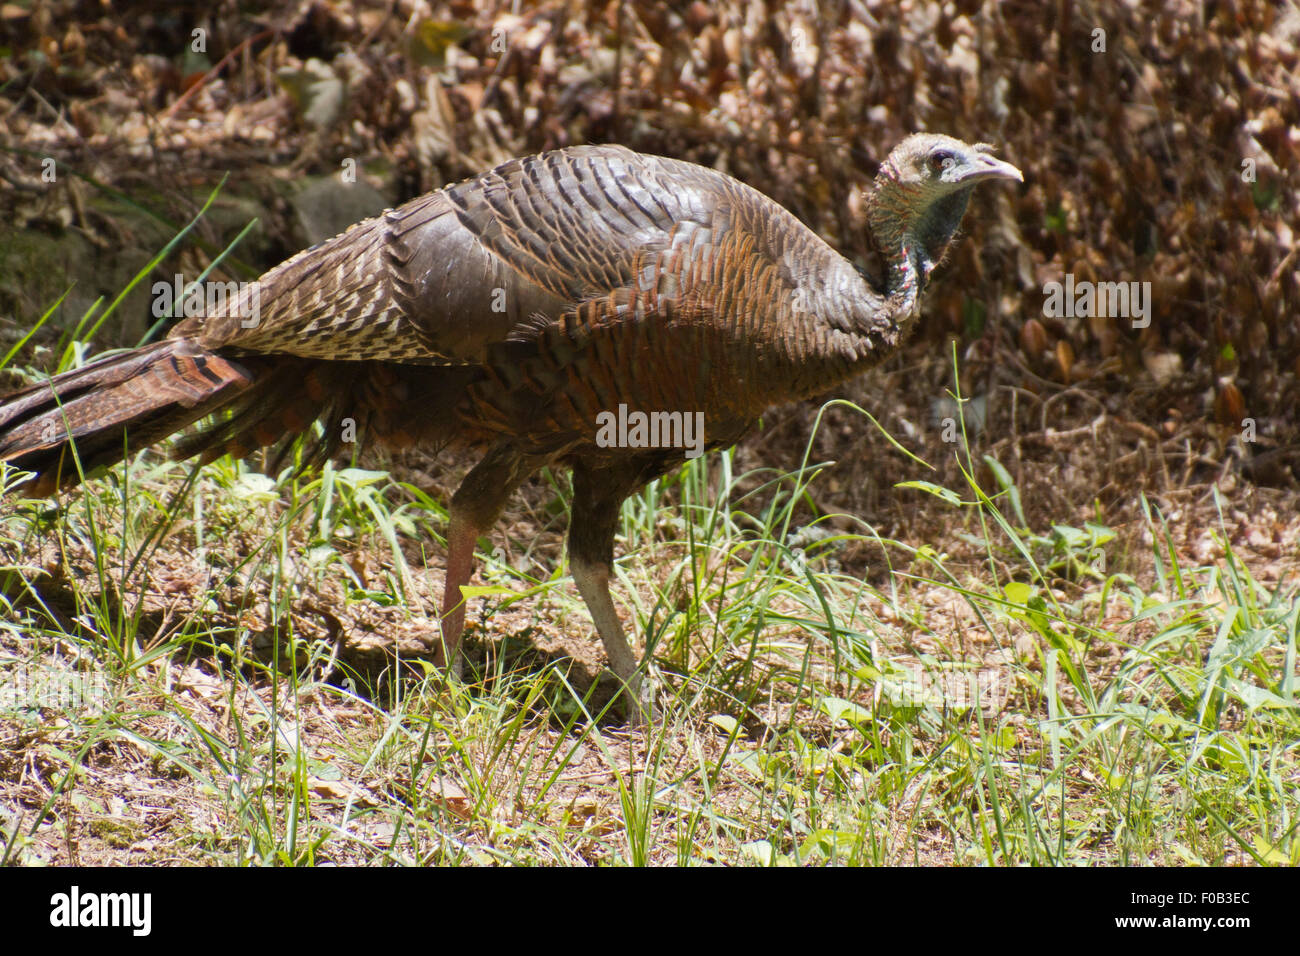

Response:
(1, 330), (1298, 866)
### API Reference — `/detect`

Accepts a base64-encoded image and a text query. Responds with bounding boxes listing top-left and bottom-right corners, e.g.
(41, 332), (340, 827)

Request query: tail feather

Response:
(0, 340), (453, 497)
(0, 339), (255, 494)
(172, 362), (359, 469)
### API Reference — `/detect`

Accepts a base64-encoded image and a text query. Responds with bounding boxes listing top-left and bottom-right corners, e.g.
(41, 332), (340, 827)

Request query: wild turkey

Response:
(0, 134), (1021, 722)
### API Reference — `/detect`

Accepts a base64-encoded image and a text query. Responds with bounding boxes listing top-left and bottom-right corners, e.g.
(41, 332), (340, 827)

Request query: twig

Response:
(162, 29), (275, 121)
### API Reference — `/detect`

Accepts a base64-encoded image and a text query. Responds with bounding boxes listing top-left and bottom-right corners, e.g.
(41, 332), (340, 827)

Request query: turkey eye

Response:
(929, 152), (954, 174)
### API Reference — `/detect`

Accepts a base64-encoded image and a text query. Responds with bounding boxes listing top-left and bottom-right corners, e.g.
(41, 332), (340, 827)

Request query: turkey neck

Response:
(750, 182), (976, 408)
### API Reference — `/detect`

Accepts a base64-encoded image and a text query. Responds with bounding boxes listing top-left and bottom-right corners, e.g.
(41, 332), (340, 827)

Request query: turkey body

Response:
(0, 138), (1022, 723)
(175, 146), (891, 461)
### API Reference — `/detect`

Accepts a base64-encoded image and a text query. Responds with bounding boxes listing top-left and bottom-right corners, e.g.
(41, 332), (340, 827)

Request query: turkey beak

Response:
(961, 152), (1023, 184)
